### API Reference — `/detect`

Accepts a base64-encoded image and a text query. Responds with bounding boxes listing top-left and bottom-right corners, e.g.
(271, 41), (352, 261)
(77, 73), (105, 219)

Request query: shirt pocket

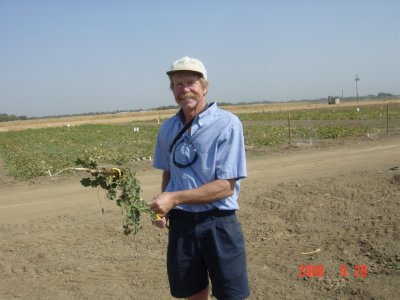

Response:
(192, 142), (216, 180)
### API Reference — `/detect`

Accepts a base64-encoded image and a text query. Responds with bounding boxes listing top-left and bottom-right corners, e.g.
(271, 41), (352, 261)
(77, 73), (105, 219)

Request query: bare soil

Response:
(0, 136), (399, 299)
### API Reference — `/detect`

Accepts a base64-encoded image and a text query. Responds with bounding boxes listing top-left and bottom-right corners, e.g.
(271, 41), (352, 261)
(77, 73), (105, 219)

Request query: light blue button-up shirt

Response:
(153, 102), (247, 212)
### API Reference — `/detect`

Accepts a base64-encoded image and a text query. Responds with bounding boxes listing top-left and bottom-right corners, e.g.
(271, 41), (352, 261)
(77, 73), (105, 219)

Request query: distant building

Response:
(328, 96), (340, 104)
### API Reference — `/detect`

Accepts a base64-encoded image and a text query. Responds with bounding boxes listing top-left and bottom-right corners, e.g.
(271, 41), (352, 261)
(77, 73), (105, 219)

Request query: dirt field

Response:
(0, 134), (399, 299)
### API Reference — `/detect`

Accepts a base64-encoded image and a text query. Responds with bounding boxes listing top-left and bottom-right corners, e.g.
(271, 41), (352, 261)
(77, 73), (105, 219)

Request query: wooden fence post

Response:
(386, 104), (389, 136)
(288, 113), (292, 145)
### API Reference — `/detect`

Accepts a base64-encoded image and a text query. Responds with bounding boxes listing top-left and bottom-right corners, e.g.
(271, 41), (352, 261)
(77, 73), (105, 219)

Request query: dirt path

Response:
(0, 137), (399, 299)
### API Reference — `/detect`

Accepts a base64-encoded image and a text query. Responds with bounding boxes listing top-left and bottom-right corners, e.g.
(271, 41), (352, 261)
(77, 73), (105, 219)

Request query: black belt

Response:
(169, 208), (235, 221)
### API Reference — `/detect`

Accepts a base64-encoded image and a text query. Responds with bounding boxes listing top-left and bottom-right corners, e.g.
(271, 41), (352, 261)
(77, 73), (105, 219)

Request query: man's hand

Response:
(150, 192), (177, 215)
(150, 192), (175, 229)
(152, 215), (168, 228)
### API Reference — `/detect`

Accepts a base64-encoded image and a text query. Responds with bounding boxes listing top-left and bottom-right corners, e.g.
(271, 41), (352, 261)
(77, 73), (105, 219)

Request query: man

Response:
(150, 56), (250, 300)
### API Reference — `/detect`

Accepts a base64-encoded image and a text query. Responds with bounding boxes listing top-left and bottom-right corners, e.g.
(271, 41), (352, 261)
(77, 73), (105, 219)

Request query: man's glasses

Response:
(172, 136), (198, 168)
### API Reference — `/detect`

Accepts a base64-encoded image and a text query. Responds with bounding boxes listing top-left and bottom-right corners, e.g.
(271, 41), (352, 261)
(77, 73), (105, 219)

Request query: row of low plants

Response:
(239, 103), (399, 147)
(0, 104), (398, 180)
(237, 103), (400, 121)
(242, 124), (370, 147)
(0, 124), (159, 180)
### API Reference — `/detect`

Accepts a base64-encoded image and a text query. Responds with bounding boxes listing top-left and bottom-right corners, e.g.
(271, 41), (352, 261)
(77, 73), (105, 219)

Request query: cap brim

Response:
(166, 69), (205, 78)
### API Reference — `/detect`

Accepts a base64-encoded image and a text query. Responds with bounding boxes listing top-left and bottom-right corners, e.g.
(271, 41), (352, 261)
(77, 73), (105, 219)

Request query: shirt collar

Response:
(176, 102), (217, 124)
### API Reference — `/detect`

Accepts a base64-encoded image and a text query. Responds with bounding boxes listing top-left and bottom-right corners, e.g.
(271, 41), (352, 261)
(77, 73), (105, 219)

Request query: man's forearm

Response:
(170, 179), (236, 206)
(151, 174), (237, 215)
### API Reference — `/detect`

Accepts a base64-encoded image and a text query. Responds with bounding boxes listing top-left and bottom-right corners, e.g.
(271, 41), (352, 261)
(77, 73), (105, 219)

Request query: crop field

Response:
(0, 101), (399, 180)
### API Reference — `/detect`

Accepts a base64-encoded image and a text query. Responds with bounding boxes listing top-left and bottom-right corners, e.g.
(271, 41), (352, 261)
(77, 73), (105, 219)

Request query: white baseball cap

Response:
(166, 56), (207, 80)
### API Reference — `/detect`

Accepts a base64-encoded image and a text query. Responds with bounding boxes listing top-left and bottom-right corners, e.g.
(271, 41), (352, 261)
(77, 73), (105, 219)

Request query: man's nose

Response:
(182, 84), (191, 92)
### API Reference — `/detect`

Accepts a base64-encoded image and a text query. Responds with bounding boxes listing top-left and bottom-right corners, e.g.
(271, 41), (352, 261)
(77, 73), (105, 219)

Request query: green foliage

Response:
(0, 104), (399, 180)
(76, 157), (156, 235)
(0, 123), (158, 180)
(243, 125), (288, 146)
(237, 104), (400, 121)
(243, 124), (369, 146)
(386, 262), (400, 270)
(0, 113), (28, 122)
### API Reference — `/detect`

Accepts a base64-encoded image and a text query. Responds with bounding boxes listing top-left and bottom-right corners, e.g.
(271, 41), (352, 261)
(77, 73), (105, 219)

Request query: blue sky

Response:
(1, 0), (399, 117)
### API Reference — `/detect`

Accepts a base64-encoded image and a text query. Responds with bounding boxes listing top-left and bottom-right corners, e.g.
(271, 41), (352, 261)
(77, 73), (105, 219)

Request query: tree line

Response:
(0, 113), (28, 122)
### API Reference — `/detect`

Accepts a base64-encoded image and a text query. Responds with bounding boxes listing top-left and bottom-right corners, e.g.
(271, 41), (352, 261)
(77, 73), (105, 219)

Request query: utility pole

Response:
(355, 74), (360, 103)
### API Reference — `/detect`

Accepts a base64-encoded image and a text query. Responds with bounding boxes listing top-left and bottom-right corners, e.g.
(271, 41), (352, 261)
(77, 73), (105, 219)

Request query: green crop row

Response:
(0, 103), (399, 180)
(242, 124), (370, 147)
(0, 122), (371, 180)
(237, 103), (400, 121)
(0, 124), (159, 180)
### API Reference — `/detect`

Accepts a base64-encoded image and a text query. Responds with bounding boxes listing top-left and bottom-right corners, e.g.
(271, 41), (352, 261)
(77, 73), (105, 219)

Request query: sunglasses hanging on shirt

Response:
(169, 103), (211, 168)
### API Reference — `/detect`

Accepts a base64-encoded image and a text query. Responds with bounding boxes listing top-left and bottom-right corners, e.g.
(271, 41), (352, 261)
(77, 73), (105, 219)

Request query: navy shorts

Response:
(167, 209), (250, 299)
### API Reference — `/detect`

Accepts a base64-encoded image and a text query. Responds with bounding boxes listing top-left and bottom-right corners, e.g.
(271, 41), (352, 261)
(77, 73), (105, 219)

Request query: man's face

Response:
(171, 71), (208, 111)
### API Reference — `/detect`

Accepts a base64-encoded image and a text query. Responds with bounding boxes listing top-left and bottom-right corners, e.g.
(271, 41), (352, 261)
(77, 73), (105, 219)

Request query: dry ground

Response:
(0, 134), (399, 299)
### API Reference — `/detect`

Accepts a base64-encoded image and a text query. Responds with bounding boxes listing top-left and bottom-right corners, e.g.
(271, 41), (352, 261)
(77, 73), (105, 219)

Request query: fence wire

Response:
(241, 102), (400, 148)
